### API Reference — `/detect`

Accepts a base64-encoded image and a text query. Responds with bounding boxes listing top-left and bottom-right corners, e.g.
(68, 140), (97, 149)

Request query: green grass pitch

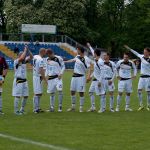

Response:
(0, 70), (150, 150)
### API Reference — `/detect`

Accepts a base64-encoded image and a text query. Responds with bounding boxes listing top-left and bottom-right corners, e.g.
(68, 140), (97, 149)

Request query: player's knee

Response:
(118, 92), (123, 96)
(24, 96), (28, 98)
(126, 93), (130, 96)
(50, 93), (55, 96)
(58, 91), (63, 95)
(71, 91), (75, 96)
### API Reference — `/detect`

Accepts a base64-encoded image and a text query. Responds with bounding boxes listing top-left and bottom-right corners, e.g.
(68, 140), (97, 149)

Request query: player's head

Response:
(123, 52), (130, 62)
(76, 45), (85, 55)
(144, 47), (150, 57)
(46, 48), (54, 58)
(103, 52), (110, 61)
(94, 48), (101, 58)
(39, 48), (46, 57)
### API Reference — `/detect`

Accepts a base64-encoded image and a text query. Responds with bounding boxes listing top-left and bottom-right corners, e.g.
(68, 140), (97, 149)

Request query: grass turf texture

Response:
(0, 70), (150, 150)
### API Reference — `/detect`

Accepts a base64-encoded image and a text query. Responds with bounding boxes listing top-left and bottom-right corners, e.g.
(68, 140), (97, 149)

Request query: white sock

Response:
(117, 95), (122, 107)
(125, 95), (130, 108)
(58, 91), (63, 108)
(138, 91), (143, 106)
(100, 95), (106, 110)
(20, 97), (27, 112)
(50, 94), (55, 108)
(37, 96), (41, 109)
(80, 97), (85, 109)
(0, 93), (2, 111)
(89, 93), (95, 109)
(147, 92), (150, 107)
(71, 95), (76, 108)
(110, 95), (114, 109)
(33, 96), (39, 111)
(14, 97), (20, 112)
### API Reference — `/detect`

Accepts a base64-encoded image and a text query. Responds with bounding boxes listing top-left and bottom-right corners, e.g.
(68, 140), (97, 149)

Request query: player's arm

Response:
(64, 58), (76, 63)
(25, 48), (33, 62)
(86, 63), (94, 83)
(115, 61), (120, 80)
(58, 58), (65, 79)
(39, 60), (47, 84)
(110, 63), (116, 82)
(131, 61), (137, 79)
(87, 43), (94, 56)
(18, 46), (28, 63)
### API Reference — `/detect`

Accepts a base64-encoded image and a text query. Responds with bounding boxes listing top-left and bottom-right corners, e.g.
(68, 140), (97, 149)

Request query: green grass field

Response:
(0, 70), (150, 150)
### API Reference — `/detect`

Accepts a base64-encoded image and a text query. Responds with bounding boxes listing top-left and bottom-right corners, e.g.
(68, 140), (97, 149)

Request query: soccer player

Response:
(103, 52), (116, 112)
(45, 49), (65, 112)
(12, 46), (33, 115)
(0, 55), (8, 114)
(66, 45), (92, 112)
(116, 52), (137, 112)
(124, 45), (150, 111)
(33, 48), (47, 113)
(87, 48), (106, 113)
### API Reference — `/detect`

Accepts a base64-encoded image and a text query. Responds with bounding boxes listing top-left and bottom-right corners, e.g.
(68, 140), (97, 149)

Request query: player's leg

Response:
(67, 77), (76, 111)
(47, 79), (56, 112)
(79, 92), (85, 112)
(88, 81), (96, 112)
(0, 77), (5, 114)
(20, 82), (29, 114)
(146, 78), (150, 111)
(56, 79), (63, 112)
(116, 80), (124, 112)
(125, 80), (133, 111)
(108, 81), (115, 112)
(33, 77), (43, 113)
(137, 77), (144, 111)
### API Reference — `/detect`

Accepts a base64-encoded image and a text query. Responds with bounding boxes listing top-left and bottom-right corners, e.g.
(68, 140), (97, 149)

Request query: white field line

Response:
(0, 133), (71, 150)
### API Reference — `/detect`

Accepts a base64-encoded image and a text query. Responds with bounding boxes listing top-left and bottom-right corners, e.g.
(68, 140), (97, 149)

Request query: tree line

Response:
(0, 0), (150, 56)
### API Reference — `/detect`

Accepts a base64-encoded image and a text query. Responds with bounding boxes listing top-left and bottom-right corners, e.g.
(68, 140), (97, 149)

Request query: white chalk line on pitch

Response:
(0, 133), (71, 150)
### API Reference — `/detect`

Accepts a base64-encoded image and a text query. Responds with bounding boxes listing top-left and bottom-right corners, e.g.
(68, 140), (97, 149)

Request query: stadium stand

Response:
(0, 42), (75, 69)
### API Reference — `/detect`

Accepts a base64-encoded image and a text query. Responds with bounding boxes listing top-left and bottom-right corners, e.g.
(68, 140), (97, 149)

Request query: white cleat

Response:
(79, 107), (83, 113)
(110, 108), (115, 112)
(125, 107), (133, 112)
(115, 107), (120, 112)
(58, 109), (62, 112)
(67, 107), (75, 112)
(87, 107), (96, 112)
(98, 109), (105, 113)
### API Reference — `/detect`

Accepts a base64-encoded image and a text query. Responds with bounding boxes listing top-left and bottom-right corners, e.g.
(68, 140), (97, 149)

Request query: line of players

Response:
(0, 44), (149, 115)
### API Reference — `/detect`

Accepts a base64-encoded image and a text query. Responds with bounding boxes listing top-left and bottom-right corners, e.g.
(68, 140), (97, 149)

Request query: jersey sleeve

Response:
(39, 59), (45, 68)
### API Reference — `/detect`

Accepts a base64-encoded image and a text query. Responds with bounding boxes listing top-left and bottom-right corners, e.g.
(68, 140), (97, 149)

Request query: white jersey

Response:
(116, 59), (137, 78)
(130, 49), (150, 76)
(73, 55), (91, 75)
(45, 55), (65, 76)
(103, 61), (116, 80)
(14, 59), (27, 79)
(93, 58), (104, 82)
(33, 55), (45, 77)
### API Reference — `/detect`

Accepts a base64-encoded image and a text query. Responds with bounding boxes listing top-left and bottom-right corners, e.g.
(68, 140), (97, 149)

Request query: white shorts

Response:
(104, 80), (115, 92)
(89, 80), (105, 95)
(70, 76), (86, 92)
(118, 79), (132, 93)
(12, 79), (29, 97)
(138, 77), (150, 91)
(47, 78), (63, 93)
(33, 76), (43, 95)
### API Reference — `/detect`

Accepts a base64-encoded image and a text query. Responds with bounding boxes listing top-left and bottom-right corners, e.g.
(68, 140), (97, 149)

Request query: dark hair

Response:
(124, 52), (130, 56)
(106, 52), (110, 57)
(144, 47), (150, 52)
(77, 45), (85, 53)
(46, 48), (53, 55)
(94, 48), (101, 56)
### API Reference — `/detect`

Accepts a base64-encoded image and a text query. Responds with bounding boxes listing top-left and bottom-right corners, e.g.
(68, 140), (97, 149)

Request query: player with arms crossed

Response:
(116, 52), (137, 112)
(66, 45), (92, 112)
(45, 49), (65, 112)
(124, 46), (150, 111)
(0, 55), (8, 114)
(103, 52), (116, 112)
(12, 46), (33, 115)
(33, 48), (47, 113)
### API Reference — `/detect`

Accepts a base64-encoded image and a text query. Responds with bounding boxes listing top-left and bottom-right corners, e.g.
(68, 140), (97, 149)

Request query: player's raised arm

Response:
(18, 46), (28, 62)
(25, 47), (33, 62)
(87, 43), (94, 56)
(64, 58), (76, 63)
(124, 45), (142, 58)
